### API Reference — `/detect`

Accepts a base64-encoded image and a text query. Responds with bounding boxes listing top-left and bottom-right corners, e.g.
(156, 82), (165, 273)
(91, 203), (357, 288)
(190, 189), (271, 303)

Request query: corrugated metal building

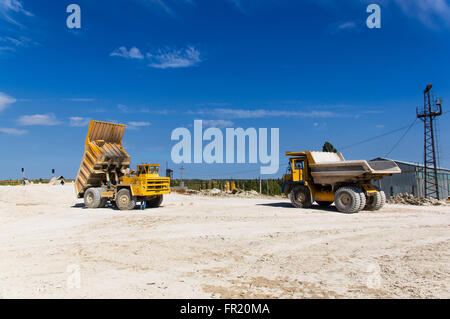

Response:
(371, 158), (450, 199)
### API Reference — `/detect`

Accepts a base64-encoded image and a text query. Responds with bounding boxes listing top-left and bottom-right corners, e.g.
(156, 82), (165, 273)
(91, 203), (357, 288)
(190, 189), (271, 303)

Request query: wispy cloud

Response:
(190, 108), (340, 119)
(65, 98), (96, 102)
(111, 45), (202, 69)
(0, 0), (33, 25)
(0, 127), (27, 135)
(117, 104), (129, 113)
(128, 121), (151, 130)
(110, 46), (144, 59)
(0, 36), (35, 47)
(337, 21), (357, 30)
(140, 108), (174, 115)
(17, 113), (61, 126)
(202, 119), (234, 128)
(69, 116), (91, 127)
(134, 0), (195, 16)
(0, 92), (16, 111)
(128, 121), (151, 127)
(147, 46), (201, 69)
(393, 0), (450, 28)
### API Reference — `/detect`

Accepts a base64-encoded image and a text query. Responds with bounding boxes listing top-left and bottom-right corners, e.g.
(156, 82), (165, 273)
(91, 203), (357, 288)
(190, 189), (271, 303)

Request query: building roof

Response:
(372, 157), (450, 172)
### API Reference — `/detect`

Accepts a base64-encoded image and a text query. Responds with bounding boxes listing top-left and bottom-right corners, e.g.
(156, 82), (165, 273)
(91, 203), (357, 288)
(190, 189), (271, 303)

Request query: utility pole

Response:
(180, 166), (184, 188)
(266, 179), (269, 195)
(416, 84), (442, 199)
(259, 176), (262, 194)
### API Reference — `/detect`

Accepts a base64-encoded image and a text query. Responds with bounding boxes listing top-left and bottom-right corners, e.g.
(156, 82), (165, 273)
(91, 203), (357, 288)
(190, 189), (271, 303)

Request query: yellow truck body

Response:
(75, 120), (170, 210)
(282, 151), (401, 213)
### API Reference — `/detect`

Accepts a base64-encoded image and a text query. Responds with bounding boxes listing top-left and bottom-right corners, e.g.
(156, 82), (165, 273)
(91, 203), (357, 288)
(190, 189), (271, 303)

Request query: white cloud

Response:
(393, 0), (450, 28)
(128, 121), (151, 127)
(0, 92), (16, 111)
(147, 46), (201, 69)
(0, 0), (33, 25)
(202, 119), (234, 128)
(337, 21), (356, 30)
(117, 104), (129, 113)
(110, 46), (144, 59)
(128, 121), (151, 130)
(17, 113), (61, 126)
(0, 36), (34, 47)
(191, 108), (339, 119)
(110, 45), (201, 69)
(0, 127), (26, 135)
(65, 98), (96, 102)
(70, 116), (91, 127)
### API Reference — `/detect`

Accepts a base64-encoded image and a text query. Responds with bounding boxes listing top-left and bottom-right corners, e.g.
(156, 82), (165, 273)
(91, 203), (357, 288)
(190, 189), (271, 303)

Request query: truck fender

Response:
(282, 181), (306, 195)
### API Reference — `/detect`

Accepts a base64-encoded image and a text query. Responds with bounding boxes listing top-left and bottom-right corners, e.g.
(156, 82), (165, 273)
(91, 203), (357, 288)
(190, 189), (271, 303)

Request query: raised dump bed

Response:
(75, 121), (130, 198)
(75, 120), (170, 210)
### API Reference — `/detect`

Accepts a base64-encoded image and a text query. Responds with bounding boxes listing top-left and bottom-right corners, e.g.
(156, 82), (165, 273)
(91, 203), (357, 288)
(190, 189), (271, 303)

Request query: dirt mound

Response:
(197, 188), (266, 198)
(388, 193), (447, 206)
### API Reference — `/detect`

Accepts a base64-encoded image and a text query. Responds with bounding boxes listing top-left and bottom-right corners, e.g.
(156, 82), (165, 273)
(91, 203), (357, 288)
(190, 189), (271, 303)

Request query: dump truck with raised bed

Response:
(282, 151), (401, 213)
(75, 120), (170, 210)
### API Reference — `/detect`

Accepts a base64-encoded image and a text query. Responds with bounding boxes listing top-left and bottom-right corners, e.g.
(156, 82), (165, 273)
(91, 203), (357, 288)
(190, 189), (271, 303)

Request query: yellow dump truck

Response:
(75, 120), (170, 210)
(282, 151), (401, 213)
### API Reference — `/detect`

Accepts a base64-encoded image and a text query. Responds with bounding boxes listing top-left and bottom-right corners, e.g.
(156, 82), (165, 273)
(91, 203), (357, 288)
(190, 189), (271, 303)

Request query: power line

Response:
(339, 109), (449, 152)
(339, 119), (421, 151)
(384, 118), (418, 157)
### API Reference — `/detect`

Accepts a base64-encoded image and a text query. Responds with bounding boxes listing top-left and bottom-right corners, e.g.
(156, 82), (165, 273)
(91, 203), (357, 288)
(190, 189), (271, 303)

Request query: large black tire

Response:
(358, 190), (366, 211)
(334, 186), (362, 214)
(364, 192), (381, 211)
(289, 185), (312, 208)
(316, 201), (333, 207)
(378, 190), (386, 210)
(146, 195), (163, 208)
(364, 187), (386, 211)
(116, 188), (136, 210)
(84, 187), (102, 208)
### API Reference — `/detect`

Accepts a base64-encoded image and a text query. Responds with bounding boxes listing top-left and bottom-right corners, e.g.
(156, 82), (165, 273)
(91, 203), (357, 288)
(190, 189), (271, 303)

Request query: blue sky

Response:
(0, 0), (449, 180)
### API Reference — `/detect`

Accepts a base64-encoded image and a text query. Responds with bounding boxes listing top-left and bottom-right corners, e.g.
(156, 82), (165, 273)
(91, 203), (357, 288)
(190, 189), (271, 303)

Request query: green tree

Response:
(322, 141), (337, 153)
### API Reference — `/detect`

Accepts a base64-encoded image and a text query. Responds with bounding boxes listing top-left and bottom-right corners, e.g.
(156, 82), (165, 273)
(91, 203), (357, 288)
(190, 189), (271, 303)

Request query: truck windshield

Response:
(137, 166), (147, 175)
(148, 166), (159, 174)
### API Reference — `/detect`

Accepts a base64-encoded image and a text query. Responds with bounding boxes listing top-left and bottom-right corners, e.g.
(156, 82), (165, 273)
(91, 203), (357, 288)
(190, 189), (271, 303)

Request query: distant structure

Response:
(416, 84), (443, 199)
(372, 158), (449, 199)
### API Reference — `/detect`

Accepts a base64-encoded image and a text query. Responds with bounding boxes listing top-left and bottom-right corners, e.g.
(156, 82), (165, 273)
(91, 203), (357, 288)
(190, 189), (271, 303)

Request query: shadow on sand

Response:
(257, 202), (347, 214)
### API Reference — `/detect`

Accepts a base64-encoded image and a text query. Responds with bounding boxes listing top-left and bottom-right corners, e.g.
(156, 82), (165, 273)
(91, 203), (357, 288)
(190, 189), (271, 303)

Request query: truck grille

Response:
(146, 179), (170, 191)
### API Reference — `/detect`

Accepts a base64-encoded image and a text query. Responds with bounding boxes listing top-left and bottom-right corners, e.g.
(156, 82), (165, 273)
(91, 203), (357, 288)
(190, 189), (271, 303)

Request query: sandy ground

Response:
(0, 184), (449, 299)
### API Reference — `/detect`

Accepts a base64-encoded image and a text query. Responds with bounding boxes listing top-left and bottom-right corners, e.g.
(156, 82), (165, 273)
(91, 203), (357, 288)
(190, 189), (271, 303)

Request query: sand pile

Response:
(194, 188), (264, 198)
(388, 193), (447, 206)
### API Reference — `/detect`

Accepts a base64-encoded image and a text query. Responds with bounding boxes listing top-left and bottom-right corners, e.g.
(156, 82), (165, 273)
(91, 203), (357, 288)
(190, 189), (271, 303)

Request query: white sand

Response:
(0, 184), (449, 299)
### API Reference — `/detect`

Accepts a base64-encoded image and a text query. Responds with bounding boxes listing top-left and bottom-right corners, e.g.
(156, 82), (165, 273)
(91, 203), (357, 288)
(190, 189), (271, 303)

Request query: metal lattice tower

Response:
(416, 84), (442, 199)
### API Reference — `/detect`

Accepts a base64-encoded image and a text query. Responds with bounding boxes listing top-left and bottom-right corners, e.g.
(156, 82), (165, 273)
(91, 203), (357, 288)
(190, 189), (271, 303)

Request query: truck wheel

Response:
(316, 201), (333, 207)
(146, 195), (163, 208)
(364, 192), (380, 211)
(84, 187), (102, 208)
(334, 186), (361, 214)
(364, 188), (386, 211)
(289, 185), (312, 208)
(378, 191), (386, 210)
(358, 190), (366, 211)
(116, 188), (136, 210)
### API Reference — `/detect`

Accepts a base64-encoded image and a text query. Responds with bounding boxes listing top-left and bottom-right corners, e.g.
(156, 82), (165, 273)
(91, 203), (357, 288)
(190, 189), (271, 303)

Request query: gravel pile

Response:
(196, 188), (267, 198)
(388, 193), (447, 206)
